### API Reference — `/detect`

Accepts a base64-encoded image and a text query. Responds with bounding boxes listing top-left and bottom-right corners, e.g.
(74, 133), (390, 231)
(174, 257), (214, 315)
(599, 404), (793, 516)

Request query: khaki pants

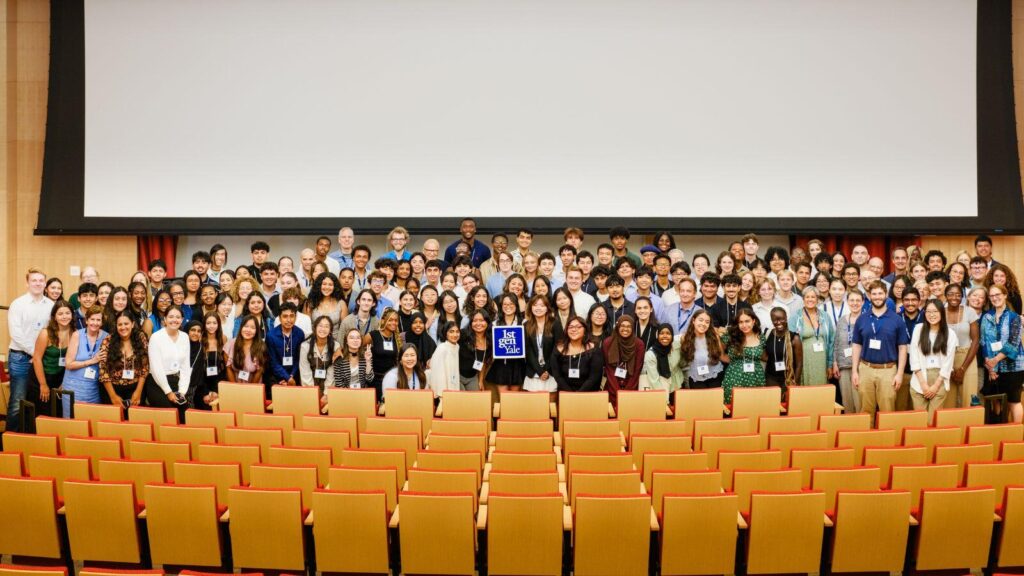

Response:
(944, 347), (979, 408)
(858, 362), (898, 423)
(897, 373), (913, 411)
(910, 368), (948, 421)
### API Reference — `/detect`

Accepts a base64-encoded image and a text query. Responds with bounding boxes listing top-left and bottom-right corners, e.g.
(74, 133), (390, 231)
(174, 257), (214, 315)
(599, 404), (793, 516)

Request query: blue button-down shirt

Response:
(265, 324), (305, 383)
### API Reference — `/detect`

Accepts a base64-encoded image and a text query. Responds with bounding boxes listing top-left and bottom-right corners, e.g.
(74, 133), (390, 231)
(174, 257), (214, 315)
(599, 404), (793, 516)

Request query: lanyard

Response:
(639, 323), (653, 348)
(830, 301), (844, 326)
(610, 304), (624, 323)
(900, 312), (917, 340)
(84, 332), (99, 355)
(282, 332), (292, 356)
(357, 315), (371, 336)
(772, 332), (785, 363)
(804, 308), (821, 339)
(726, 302), (737, 324)
(568, 352), (581, 377)
(676, 306), (694, 333)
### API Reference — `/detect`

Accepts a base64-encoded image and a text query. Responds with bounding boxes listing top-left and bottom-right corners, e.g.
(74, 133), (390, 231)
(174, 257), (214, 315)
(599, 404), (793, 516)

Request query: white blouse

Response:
(908, 324), (959, 392)
(147, 328), (192, 395)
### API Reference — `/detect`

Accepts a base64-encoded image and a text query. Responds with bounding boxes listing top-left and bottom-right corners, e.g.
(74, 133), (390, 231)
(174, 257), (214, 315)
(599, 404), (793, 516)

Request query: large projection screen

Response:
(38, 0), (1024, 234)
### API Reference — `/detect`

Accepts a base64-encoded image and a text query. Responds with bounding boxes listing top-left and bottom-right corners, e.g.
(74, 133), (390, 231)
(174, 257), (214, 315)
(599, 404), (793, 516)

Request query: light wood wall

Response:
(4, 0), (1024, 349)
(1, 0), (137, 348)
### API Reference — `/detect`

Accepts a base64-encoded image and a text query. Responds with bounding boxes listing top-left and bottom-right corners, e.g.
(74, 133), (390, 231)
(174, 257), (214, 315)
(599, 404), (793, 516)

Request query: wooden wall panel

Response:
(1, 0), (137, 350)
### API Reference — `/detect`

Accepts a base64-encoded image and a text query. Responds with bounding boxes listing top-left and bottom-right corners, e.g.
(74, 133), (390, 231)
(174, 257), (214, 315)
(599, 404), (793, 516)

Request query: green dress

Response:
(722, 332), (766, 403)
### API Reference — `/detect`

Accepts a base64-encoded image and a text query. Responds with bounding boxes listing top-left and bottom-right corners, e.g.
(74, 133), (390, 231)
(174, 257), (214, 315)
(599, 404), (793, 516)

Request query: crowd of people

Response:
(4, 219), (1022, 433)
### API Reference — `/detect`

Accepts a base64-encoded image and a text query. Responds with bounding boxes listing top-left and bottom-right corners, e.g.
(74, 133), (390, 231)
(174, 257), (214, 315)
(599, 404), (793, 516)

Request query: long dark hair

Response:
(557, 316), (589, 353)
(495, 292), (522, 326)
(679, 308), (723, 365)
(233, 315), (268, 370)
(46, 300), (74, 347)
(104, 286), (131, 329)
(463, 286), (496, 317)
(305, 315), (336, 378)
(394, 344), (428, 389)
(727, 309), (761, 357)
(461, 310), (493, 361)
(108, 310), (148, 366)
(202, 311), (226, 353)
(586, 302), (609, 340)
(307, 272), (342, 312)
(437, 290), (463, 341)
(920, 300), (950, 356)
(524, 293), (553, 338)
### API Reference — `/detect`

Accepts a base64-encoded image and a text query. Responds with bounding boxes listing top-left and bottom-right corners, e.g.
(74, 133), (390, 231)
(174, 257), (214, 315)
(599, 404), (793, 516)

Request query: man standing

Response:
(663, 277), (700, 333)
(265, 303), (305, 390)
(896, 288), (923, 411)
(740, 233), (760, 269)
(444, 218), (491, 268)
(328, 227), (355, 270)
(969, 256), (989, 290)
(247, 242), (271, 278)
(851, 281), (909, 423)
(315, 236), (341, 275)
(975, 235), (997, 268)
(850, 245), (870, 267)
(565, 266), (596, 317)
(882, 247), (910, 284)
(608, 227), (641, 268)
(601, 276), (635, 324)
(479, 233), (520, 282)
(191, 251), (218, 287)
(511, 228), (534, 266)
(6, 269), (53, 433)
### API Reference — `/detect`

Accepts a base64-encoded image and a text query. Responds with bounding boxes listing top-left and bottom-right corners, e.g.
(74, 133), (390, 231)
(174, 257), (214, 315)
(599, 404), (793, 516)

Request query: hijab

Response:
(605, 315), (639, 370)
(401, 312), (436, 369)
(649, 323), (674, 379)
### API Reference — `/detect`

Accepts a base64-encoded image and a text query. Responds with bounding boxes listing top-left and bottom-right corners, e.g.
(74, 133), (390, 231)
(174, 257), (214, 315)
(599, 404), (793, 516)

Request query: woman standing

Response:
(145, 306), (193, 417)
(551, 287), (576, 344)
(644, 324), (684, 393)
(549, 316), (604, 392)
(751, 280), (781, 333)
(61, 306), (109, 414)
(98, 311), (148, 408)
(382, 345), (428, 391)
(486, 293), (526, 393)
(428, 322), (463, 397)
(401, 312), (436, 370)
(194, 312), (227, 410)
(225, 315), (268, 385)
(306, 272), (348, 342)
(419, 285), (441, 340)
(943, 283), (980, 408)
(678, 309), (725, 389)
(435, 290), (462, 343)
(585, 303), (610, 347)
(985, 264), (1023, 313)
(789, 286), (835, 386)
(299, 316), (336, 390)
(233, 293), (272, 338)
(31, 301), (73, 416)
(721, 309), (766, 404)
(396, 291), (419, 333)
(45, 278), (63, 302)
(103, 287), (131, 334)
(458, 310), (492, 392)
(369, 309), (402, 400)
(332, 328), (375, 389)
(128, 281), (150, 324)
(833, 290), (864, 413)
(215, 293), (234, 339)
(504, 274), (529, 313)
(633, 297), (656, 351)
(980, 284), (1024, 422)
(602, 315), (644, 407)
(909, 300), (958, 420)
(823, 278), (848, 328)
(765, 307), (801, 394)
(523, 295), (556, 395)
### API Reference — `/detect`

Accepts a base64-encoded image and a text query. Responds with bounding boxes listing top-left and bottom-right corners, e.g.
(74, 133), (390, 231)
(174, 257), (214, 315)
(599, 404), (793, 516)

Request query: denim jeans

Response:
(5, 350), (33, 433)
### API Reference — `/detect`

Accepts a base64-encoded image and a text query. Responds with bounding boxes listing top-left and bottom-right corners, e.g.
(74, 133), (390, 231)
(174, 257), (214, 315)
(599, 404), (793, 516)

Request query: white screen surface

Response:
(84, 0), (977, 219)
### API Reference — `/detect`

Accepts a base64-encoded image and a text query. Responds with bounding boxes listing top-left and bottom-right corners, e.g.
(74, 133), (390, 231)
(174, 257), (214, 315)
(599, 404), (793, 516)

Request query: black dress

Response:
(370, 331), (400, 400)
(485, 321), (526, 386)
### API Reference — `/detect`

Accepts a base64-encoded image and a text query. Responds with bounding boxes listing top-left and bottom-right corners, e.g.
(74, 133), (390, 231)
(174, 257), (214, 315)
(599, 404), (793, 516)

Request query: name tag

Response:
(614, 366), (628, 378)
(84, 367), (97, 380)
(282, 356), (293, 367)
(315, 368), (327, 379)
(35, 321), (43, 330)
(926, 356), (940, 369)
(170, 361), (180, 371)
(122, 369), (135, 380)
(843, 347), (853, 358)
(383, 340), (394, 351)
(351, 381), (361, 389)
(696, 365), (710, 376)
(472, 360), (484, 371)
(238, 370), (250, 381)
(743, 362), (755, 373)
(569, 368), (581, 379)
(207, 366), (218, 376)
(774, 361), (786, 371)
(58, 357), (66, 367)
(869, 339), (882, 350)
(812, 342), (825, 352)
(991, 341), (1004, 353)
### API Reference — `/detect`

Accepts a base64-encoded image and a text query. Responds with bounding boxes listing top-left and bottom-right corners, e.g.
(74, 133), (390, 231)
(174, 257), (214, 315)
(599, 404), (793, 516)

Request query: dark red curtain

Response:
(790, 235), (920, 276)
(137, 235), (178, 277)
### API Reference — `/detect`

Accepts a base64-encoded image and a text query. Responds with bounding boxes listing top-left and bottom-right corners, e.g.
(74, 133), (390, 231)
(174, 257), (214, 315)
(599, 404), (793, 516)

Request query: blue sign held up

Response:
(492, 325), (526, 359)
